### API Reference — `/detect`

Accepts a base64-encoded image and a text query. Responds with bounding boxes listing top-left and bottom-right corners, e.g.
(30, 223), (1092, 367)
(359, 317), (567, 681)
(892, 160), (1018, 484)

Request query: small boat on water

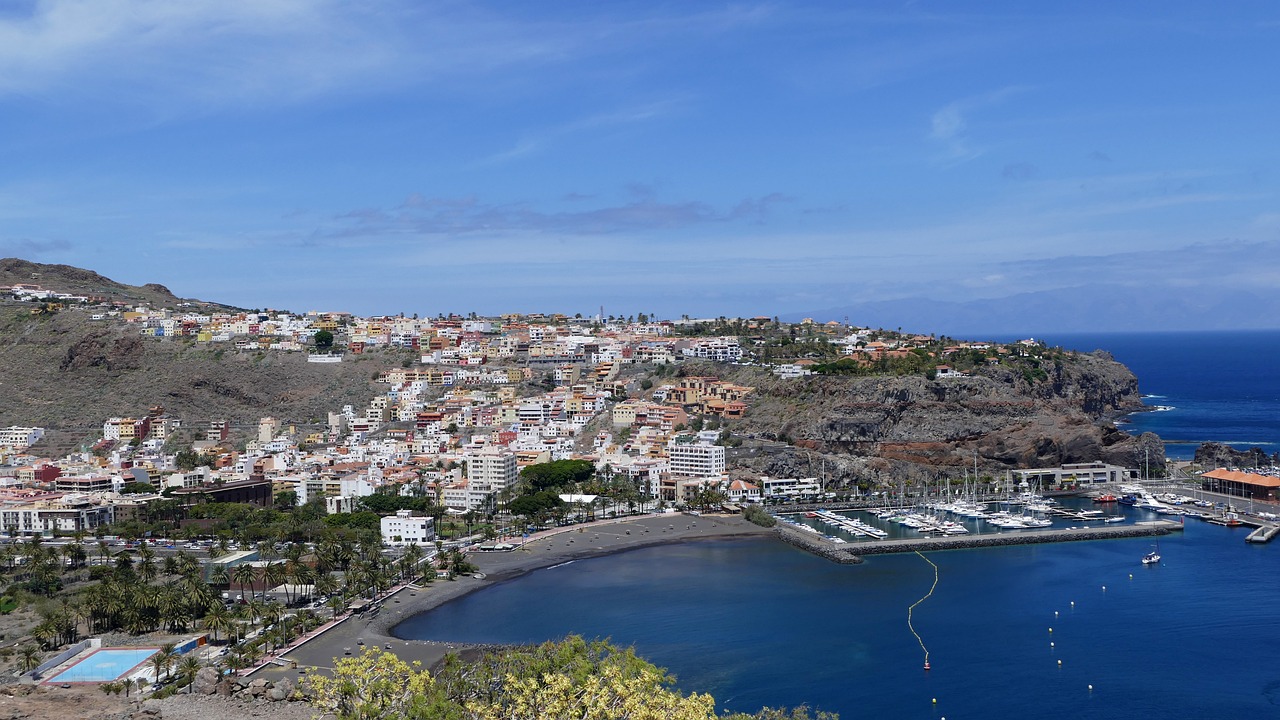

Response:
(1104, 516), (1124, 524)
(1142, 542), (1161, 565)
(804, 512), (818, 519)
(1118, 494), (1138, 506)
(1094, 494), (1117, 503)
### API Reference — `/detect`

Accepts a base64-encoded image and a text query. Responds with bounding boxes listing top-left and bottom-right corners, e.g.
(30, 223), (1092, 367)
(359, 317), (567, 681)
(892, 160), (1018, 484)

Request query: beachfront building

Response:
(380, 509), (436, 546)
(668, 435), (725, 478)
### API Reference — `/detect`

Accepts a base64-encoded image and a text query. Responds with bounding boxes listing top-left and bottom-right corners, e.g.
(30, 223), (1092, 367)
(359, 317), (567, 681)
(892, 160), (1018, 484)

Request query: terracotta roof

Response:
(1202, 468), (1280, 487)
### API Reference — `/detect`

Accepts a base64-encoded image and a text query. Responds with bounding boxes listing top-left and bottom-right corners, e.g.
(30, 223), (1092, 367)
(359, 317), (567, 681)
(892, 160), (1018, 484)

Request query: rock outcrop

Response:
(706, 352), (1163, 487)
(1193, 442), (1278, 470)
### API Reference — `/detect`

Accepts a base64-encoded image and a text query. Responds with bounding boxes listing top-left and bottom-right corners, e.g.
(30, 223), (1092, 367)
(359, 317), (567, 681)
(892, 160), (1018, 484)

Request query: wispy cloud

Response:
(0, 237), (71, 257)
(0, 2), (769, 111)
(477, 99), (681, 166)
(327, 190), (792, 239)
(929, 86), (1028, 162)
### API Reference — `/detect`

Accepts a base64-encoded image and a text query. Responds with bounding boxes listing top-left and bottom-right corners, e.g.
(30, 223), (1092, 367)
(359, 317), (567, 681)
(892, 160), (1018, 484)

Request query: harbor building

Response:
(1201, 468), (1280, 502)
(1008, 461), (1137, 487)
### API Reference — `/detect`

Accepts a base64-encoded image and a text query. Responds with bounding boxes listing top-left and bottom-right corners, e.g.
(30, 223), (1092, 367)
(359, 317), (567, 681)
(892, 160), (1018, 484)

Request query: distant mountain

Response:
(784, 284), (1280, 336)
(0, 257), (240, 312)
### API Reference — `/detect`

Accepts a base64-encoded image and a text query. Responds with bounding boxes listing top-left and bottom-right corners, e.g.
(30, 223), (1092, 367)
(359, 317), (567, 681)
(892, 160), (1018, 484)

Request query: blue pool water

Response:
(47, 647), (157, 683)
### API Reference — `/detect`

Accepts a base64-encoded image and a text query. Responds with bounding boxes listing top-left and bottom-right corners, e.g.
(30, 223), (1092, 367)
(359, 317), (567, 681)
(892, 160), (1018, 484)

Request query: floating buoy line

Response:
(907, 550), (939, 670)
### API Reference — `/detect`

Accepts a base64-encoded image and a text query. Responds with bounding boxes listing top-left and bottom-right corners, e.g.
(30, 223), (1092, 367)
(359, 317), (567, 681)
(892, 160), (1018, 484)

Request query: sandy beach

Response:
(252, 512), (772, 683)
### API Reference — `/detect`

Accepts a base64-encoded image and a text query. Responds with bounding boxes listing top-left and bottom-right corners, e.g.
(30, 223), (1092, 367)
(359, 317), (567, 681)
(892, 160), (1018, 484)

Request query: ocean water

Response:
(396, 509), (1280, 718)
(1011, 331), (1280, 462)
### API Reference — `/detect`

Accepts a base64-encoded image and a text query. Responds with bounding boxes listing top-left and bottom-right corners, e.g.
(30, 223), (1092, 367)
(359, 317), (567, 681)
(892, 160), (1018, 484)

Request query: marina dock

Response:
(1246, 524), (1280, 543)
(777, 521), (1182, 562)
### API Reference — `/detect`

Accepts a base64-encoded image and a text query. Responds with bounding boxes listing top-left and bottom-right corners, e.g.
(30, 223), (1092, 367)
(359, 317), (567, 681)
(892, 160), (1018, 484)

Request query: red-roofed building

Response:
(1201, 468), (1280, 501)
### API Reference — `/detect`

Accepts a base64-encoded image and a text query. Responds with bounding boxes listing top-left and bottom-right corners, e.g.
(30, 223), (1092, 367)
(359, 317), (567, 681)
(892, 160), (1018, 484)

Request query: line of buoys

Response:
(907, 551), (939, 670)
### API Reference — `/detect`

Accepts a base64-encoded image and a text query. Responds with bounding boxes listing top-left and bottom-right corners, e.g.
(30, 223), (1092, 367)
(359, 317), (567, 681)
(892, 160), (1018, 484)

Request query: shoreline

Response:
(255, 513), (772, 679)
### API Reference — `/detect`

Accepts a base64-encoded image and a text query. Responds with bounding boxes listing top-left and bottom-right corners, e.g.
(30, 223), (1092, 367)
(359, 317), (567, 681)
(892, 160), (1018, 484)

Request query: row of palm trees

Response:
(5, 520), (460, 686)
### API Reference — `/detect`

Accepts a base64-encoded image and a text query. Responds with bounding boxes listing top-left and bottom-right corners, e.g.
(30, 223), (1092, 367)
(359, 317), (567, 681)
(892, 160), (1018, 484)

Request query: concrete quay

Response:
(777, 520), (1182, 562)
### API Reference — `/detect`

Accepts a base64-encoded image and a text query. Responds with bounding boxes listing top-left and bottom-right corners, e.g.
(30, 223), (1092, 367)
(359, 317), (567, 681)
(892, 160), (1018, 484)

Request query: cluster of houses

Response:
(0, 291), (1051, 542)
(0, 362), (770, 543)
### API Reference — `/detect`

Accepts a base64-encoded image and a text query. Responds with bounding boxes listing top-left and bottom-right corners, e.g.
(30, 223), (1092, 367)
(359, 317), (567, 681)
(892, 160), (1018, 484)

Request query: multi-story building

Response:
(0, 426), (44, 450)
(0, 496), (113, 536)
(465, 447), (518, 502)
(667, 436), (726, 478)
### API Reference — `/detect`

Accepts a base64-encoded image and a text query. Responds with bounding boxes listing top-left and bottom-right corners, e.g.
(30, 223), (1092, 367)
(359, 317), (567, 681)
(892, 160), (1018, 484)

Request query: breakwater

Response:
(776, 521), (1180, 562)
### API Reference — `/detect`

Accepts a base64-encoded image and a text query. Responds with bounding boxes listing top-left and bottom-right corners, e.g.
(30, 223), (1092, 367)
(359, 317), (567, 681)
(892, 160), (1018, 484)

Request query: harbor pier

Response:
(777, 521), (1182, 563)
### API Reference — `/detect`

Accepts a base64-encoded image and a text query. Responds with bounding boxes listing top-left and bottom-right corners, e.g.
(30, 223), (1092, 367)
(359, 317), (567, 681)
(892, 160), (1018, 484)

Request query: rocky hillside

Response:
(0, 257), (238, 311)
(1, 259), (1167, 484)
(0, 302), (408, 434)
(698, 354), (1165, 487)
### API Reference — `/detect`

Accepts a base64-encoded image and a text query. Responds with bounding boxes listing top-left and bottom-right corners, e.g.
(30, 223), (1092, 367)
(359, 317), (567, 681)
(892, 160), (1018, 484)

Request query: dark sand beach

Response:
(253, 512), (771, 683)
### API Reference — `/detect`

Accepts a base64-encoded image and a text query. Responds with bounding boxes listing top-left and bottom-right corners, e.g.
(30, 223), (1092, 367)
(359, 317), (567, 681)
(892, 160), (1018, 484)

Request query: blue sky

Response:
(2, 1), (1278, 328)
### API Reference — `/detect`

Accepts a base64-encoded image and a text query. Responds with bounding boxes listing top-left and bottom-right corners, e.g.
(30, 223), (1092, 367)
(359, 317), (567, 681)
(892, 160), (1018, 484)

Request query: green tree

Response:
(314, 329), (335, 350)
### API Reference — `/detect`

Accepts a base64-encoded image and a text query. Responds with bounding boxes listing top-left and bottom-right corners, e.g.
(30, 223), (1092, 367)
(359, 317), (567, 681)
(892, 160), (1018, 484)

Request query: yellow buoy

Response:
(1058, 660), (1063, 666)
(1050, 642), (1055, 647)
(1088, 684), (1094, 691)
(1049, 627), (1053, 633)
(932, 698), (937, 704)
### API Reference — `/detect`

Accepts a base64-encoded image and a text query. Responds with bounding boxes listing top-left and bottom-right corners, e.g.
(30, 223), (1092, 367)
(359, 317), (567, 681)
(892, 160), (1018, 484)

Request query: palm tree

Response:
(17, 645), (40, 673)
(261, 563), (285, 601)
(202, 603), (234, 644)
(232, 564), (256, 601)
(178, 655), (202, 692)
(152, 643), (179, 683)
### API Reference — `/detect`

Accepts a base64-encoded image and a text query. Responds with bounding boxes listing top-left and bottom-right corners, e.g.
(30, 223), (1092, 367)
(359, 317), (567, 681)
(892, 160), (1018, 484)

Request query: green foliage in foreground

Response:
(308, 636), (837, 720)
(743, 504), (777, 528)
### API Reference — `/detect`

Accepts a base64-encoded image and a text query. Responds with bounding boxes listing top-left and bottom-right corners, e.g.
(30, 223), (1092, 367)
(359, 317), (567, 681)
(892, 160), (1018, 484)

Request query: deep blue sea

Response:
(1023, 330), (1280, 461)
(394, 330), (1280, 717)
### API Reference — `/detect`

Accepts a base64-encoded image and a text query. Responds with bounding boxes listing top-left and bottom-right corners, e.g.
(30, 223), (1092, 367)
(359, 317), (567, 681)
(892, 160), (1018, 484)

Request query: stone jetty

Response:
(777, 521), (1180, 563)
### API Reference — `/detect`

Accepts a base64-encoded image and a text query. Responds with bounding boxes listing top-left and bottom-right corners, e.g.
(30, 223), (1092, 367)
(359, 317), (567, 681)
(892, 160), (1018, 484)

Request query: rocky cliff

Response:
(700, 353), (1164, 487)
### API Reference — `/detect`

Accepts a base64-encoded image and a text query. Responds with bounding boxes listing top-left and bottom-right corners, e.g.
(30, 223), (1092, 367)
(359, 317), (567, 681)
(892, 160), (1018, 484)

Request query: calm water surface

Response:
(396, 516), (1279, 718)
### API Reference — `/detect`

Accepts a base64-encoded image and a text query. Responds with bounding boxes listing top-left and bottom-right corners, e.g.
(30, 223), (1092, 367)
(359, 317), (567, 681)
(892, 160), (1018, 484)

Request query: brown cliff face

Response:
(699, 354), (1162, 487)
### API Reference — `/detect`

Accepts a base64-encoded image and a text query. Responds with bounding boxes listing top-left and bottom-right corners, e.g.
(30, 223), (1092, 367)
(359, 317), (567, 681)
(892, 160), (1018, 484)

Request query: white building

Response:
(381, 509), (435, 546)
(0, 426), (44, 450)
(668, 436), (726, 478)
(760, 476), (823, 499)
(465, 446), (518, 502)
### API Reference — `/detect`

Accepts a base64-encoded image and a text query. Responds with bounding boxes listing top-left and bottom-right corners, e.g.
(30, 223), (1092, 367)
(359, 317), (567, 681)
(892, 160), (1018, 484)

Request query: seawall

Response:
(777, 521), (1179, 562)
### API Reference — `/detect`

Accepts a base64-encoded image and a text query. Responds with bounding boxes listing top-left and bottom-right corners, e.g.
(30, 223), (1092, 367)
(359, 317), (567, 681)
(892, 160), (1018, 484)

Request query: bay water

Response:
(396, 508), (1279, 718)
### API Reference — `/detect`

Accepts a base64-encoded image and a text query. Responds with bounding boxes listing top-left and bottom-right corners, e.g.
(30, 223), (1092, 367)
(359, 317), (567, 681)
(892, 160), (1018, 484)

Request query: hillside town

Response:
(0, 279), (1038, 548)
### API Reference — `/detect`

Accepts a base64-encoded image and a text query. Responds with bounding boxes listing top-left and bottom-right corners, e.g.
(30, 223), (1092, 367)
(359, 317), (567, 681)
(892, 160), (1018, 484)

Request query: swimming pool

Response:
(46, 647), (158, 683)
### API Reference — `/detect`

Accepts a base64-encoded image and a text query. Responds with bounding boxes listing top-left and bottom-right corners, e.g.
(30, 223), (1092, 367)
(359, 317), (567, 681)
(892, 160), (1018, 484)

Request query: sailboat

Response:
(1142, 541), (1161, 565)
